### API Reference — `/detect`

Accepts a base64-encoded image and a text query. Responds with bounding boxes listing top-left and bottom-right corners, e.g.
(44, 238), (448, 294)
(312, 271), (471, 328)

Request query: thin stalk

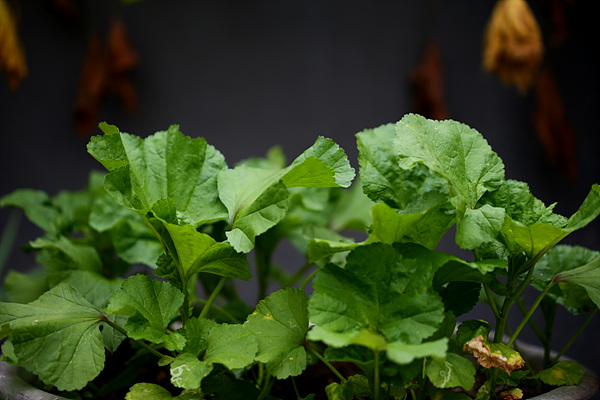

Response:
(102, 316), (165, 359)
(299, 268), (318, 291)
(198, 276), (227, 319)
(551, 308), (598, 364)
(484, 285), (500, 320)
(283, 262), (313, 288)
(373, 351), (380, 400)
(507, 281), (555, 347)
(257, 372), (274, 400)
(306, 344), (346, 382)
(291, 377), (301, 399)
(515, 297), (546, 345)
(417, 359), (429, 400)
(194, 298), (239, 323)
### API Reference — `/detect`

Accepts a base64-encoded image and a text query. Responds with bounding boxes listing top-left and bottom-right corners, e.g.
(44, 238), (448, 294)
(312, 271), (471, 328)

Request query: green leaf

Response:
(201, 370), (264, 400)
(556, 254), (600, 309)
(386, 338), (449, 365)
(533, 245), (599, 314)
(440, 281), (482, 317)
(245, 287), (309, 379)
(357, 123), (450, 211)
(106, 274), (185, 347)
(325, 375), (371, 400)
(170, 324), (257, 389)
(394, 114), (505, 249)
(29, 235), (103, 276)
(0, 189), (66, 234)
(218, 136), (354, 253)
(87, 123), (229, 225)
(308, 243), (446, 350)
(534, 361), (584, 386)
(125, 383), (200, 400)
(0, 283), (106, 391)
(494, 183), (600, 261)
(425, 352), (476, 391)
(456, 205), (505, 250)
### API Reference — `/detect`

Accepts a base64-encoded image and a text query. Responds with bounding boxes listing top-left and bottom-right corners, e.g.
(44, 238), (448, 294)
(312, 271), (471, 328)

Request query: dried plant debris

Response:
(0, 0), (27, 90)
(410, 40), (449, 121)
(74, 19), (139, 135)
(483, 0), (544, 93)
(464, 335), (525, 374)
(533, 64), (578, 182)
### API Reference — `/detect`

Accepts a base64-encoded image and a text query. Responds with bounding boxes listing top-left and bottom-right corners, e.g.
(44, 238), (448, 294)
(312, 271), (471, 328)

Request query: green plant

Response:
(1, 114), (599, 400)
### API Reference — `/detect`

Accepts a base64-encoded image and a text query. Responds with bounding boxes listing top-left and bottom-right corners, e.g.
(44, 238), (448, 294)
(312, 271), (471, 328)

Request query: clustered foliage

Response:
(1, 114), (600, 400)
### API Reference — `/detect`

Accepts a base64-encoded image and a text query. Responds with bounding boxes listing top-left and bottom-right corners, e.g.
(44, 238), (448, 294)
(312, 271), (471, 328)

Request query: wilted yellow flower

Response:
(483, 0), (543, 94)
(0, 0), (27, 90)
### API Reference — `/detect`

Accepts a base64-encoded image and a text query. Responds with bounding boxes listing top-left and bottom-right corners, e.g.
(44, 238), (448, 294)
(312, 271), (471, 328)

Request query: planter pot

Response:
(1, 342), (598, 400)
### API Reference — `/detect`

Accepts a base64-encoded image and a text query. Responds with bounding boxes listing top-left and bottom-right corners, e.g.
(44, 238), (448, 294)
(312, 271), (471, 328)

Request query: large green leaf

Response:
(245, 287), (309, 379)
(87, 123), (229, 225)
(0, 189), (66, 235)
(394, 114), (505, 249)
(106, 274), (185, 349)
(308, 243), (446, 354)
(0, 284), (106, 391)
(534, 361), (584, 386)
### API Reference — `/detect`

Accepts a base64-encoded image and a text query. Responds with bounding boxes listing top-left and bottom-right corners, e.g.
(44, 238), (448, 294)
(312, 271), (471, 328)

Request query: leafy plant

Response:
(1, 114), (599, 399)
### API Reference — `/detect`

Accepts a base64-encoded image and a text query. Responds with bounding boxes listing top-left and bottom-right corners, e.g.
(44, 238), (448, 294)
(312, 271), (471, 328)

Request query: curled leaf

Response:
(0, 0), (27, 90)
(483, 0), (544, 93)
(464, 335), (524, 374)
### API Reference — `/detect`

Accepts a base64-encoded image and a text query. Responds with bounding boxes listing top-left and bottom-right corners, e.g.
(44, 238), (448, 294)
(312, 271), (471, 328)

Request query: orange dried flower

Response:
(0, 0), (27, 90)
(483, 0), (544, 93)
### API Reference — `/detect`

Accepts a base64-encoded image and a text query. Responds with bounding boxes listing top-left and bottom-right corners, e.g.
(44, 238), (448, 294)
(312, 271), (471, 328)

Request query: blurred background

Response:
(1, 0), (599, 395)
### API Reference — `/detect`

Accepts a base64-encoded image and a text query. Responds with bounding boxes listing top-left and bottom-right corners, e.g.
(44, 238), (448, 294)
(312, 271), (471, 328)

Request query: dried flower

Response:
(0, 0), (27, 90)
(483, 0), (544, 93)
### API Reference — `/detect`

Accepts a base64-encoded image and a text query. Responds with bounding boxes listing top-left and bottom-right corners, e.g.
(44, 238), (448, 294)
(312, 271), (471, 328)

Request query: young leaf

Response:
(106, 274), (185, 348)
(218, 137), (354, 253)
(325, 375), (371, 400)
(425, 352), (476, 391)
(125, 383), (200, 400)
(0, 283), (106, 391)
(87, 123), (229, 225)
(395, 114), (505, 249)
(170, 324), (257, 389)
(245, 287), (309, 379)
(533, 361), (584, 386)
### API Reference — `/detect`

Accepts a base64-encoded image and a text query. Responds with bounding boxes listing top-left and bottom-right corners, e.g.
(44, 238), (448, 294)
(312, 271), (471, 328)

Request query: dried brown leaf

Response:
(483, 0), (544, 93)
(533, 64), (578, 181)
(411, 40), (449, 120)
(465, 336), (525, 374)
(0, 0), (27, 90)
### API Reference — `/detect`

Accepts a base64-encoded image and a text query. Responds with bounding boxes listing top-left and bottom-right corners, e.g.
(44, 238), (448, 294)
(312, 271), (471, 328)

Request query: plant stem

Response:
(373, 350), (380, 400)
(102, 316), (165, 359)
(194, 298), (239, 323)
(306, 344), (346, 382)
(299, 268), (318, 291)
(283, 262), (313, 288)
(484, 285), (500, 320)
(507, 281), (555, 347)
(198, 276), (227, 319)
(551, 308), (598, 364)
(515, 297), (546, 345)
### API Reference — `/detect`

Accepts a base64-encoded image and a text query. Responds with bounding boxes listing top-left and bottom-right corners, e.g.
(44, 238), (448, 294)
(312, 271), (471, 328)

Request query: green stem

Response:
(283, 262), (313, 288)
(373, 351), (380, 400)
(198, 276), (227, 320)
(507, 280), (555, 347)
(515, 297), (546, 345)
(299, 268), (318, 291)
(551, 308), (598, 364)
(257, 372), (274, 400)
(306, 344), (346, 382)
(102, 316), (165, 359)
(194, 298), (239, 323)
(484, 285), (500, 320)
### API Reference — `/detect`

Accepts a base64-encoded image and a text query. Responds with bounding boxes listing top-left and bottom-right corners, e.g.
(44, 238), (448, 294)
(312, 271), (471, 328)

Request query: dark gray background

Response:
(1, 0), (599, 394)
